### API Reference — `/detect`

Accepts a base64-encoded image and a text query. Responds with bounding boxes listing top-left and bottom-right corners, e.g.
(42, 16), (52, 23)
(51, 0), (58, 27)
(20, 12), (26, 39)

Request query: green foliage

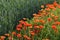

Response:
(57, 0), (60, 4)
(0, 0), (58, 35)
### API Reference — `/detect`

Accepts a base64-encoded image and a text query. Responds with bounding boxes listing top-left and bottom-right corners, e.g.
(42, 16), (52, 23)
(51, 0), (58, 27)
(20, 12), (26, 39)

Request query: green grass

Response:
(0, 0), (58, 35)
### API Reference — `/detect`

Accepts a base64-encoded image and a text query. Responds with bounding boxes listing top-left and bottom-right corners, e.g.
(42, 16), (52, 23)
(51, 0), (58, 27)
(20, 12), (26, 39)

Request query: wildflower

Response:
(30, 31), (35, 36)
(26, 24), (32, 27)
(4, 34), (10, 37)
(23, 35), (31, 40)
(34, 25), (39, 29)
(17, 34), (21, 38)
(47, 18), (52, 22)
(39, 25), (44, 29)
(29, 26), (32, 28)
(54, 16), (58, 21)
(38, 12), (42, 16)
(53, 1), (58, 7)
(54, 16), (58, 18)
(19, 20), (26, 25)
(23, 18), (27, 21)
(0, 36), (5, 40)
(33, 13), (37, 17)
(42, 10), (46, 13)
(8, 36), (13, 40)
(52, 7), (56, 10)
(52, 25), (57, 30)
(26, 37), (31, 40)
(12, 31), (16, 36)
(54, 21), (60, 25)
(16, 26), (21, 31)
(51, 13), (55, 17)
(45, 8), (50, 11)
(37, 14), (41, 17)
(23, 35), (28, 38)
(16, 23), (22, 31)
(26, 24), (32, 28)
(55, 29), (58, 33)
(40, 19), (45, 24)
(34, 30), (40, 34)
(43, 12), (49, 16)
(19, 20), (23, 23)
(57, 5), (60, 8)
(0, 39), (1, 40)
(16, 24), (22, 28)
(34, 19), (40, 22)
(47, 4), (55, 9)
(41, 5), (44, 8)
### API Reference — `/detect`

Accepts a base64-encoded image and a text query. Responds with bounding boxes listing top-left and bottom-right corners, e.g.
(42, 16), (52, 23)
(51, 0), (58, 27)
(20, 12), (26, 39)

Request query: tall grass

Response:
(0, 0), (57, 35)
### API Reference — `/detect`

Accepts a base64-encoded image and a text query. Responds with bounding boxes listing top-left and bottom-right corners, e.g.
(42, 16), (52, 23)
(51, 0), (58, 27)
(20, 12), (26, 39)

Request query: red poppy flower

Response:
(24, 35), (31, 40)
(26, 24), (32, 27)
(12, 32), (16, 36)
(30, 31), (35, 36)
(16, 24), (22, 28)
(47, 18), (52, 22)
(54, 21), (60, 25)
(19, 20), (26, 25)
(1, 36), (5, 39)
(52, 25), (57, 30)
(53, 1), (58, 7)
(39, 25), (44, 29)
(16, 26), (21, 31)
(40, 20), (45, 24)
(46, 4), (55, 9)
(45, 8), (50, 11)
(57, 5), (60, 8)
(17, 34), (21, 38)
